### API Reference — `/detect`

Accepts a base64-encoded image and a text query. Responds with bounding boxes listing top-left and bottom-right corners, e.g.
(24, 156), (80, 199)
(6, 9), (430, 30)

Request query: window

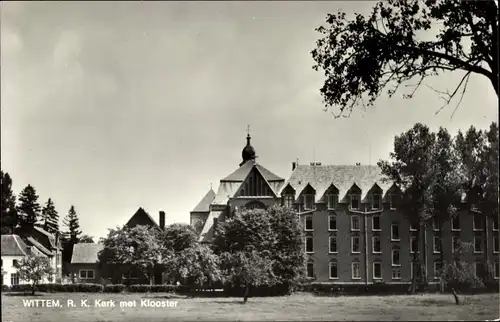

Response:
(494, 218), (499, 231)
(433, 261), (443, 279)
(494, 235), (499, 253)
(391, 224), (400, 241)
(391, 267), (401, 280)
(284, 194), (294, 209)
(410, 236), (418, 253)
(306, 261), (315, 278)
(327, 194), (338, 210)
(452, 236), (460, 254)
(495, 262), (499, 279)
(372, 236), (381, 253)
(433, 236), (441, 253)
(351, 215), (360, 231)
(352, 262), (361, 279)
(432, 217), (440, 231)
(12, 259), (18, 267)
(451, 216), (461, 231)
(388, 194), (397, 210)
(329, 261), (338, 279)
(304, 215), (313, 231)
(392, 247), (400, 266)
(473, 214), (484, 231)
(79, 269), (95, 280)
(372, 215), (381, 231)
(329, 236), (338, 253)
(474, 236), (483, 253)
(328, 215), (337, 231)
(474, 262), (484, 277)
(350, 194), (360, 210)
(410, 222), (417, 231)
(305, 236), (314, 253)
(352, 236), (361, 253)
(471, 203), (479, 211)
(373, 261), (382, 279)
(10, 273), (19, 285)
(304, 195), (314, 210)
(372, 194), (382, 210)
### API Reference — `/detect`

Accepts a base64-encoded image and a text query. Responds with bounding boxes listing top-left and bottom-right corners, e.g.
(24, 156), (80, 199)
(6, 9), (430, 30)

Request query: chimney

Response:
(159, 211), (165, 230)
(292, 162), (296, 171)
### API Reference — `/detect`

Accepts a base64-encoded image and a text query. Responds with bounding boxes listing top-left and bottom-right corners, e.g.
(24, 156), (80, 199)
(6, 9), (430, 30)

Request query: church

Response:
(190, 132), (500, 285)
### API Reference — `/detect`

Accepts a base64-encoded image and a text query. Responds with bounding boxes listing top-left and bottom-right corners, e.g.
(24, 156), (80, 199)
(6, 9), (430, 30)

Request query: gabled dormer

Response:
(235, 165), (276, 198)
(385, 183), (401, 210)
(298, 184), (316, 211)
(323, 184), (339, 210)
(347, 184), (362, 211)
(280, 183), (296, 209)
(365, 184), (383, 210)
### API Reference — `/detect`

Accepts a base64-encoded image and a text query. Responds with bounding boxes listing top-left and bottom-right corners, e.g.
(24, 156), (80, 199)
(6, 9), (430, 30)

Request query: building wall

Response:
(1, 255), (28, 286)
(301, 202), (499, 284)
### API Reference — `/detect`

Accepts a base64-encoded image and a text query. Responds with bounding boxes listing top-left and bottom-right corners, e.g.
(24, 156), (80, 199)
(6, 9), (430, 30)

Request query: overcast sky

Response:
(1, 1), (497, 240)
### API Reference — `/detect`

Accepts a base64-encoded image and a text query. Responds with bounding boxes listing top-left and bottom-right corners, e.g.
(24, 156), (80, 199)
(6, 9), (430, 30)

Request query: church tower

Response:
(240, 126), (256, 166)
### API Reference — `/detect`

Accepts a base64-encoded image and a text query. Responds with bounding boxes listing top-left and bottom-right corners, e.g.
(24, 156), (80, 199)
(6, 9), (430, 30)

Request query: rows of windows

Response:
(285, 194), (396, 211)
(306, 260), (500, 280)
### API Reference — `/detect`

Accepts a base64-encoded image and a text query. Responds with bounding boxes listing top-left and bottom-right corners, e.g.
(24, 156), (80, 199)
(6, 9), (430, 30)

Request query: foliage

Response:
(79, 234), (95, 243)
(62, 205), (82, 243)
(17, 184), (41, 227)
(312, 0), (498, 117)
(14, 252), (54, 295)
(441, 261), (484, 293)
(1, 170), (18, 234)
(103, 284), (126, 293)
(98, 225), (163, 285)
(41, 198), (59, 235)
(214, 205), (306, 291)
(164, 243), (222, 287)
(161, 223), (198, 252)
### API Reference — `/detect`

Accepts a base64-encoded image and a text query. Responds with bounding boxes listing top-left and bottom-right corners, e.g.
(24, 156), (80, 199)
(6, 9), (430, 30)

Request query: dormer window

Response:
(303, 194), (314, 210)
(350, 194), (360, 210)
(283, 194), (294, 209)
(388, 194), (397, 210)
(371, 194), (382, 210)
(327, 194), (338, 210)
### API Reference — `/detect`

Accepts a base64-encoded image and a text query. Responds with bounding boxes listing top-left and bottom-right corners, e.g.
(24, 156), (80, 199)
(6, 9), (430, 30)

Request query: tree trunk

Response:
(451, 288), (460, 305)
(243, 284), (250, 303)
(410, 226), (421, 294)
(31, 282), (36, 296)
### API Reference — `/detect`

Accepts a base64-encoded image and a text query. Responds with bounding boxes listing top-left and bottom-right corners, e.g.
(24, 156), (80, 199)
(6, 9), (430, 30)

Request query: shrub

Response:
(442, 261), (484, 293)
(2, 285), (11, 292)
(127, 284), (178, 293)
(104, 284), (126, 293)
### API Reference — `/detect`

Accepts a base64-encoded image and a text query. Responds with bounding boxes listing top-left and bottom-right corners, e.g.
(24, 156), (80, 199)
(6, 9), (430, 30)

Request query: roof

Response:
(33, 226), (59, 249)
(125, 207), (160, 229)
(199, 210), (225, 243)
(281, 164), (394, 202)
(1, 235), (29, 256)
(221, 160), (284, 182)
(191, 189), (216, 212)
(71, 243), (105, 264)
(26, 237), (53, 256)
(212, 181), (243, 205)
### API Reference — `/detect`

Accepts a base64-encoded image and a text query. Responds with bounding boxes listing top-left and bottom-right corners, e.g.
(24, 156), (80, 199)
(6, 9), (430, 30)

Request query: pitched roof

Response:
(212, 181), (242, 205)
(221, 160), (284, 182)
(199, 210), (225, 243)
(281, 164), (394, 202)
(192, 189), (216, 212)
(26, 237), (53, 256)
(71, 243), (105, 264)
(125, 207), (159, 229)
(1, 235), (29, 256)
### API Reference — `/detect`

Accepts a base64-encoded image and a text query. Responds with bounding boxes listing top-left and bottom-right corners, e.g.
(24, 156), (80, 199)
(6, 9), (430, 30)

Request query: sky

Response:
(1, 1), (497, 240)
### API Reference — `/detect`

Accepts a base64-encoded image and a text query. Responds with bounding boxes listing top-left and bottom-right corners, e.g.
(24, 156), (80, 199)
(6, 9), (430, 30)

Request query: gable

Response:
(235, 166), (276, 197)
(125, 208), (159, 229)
(281, 184), (296, 196)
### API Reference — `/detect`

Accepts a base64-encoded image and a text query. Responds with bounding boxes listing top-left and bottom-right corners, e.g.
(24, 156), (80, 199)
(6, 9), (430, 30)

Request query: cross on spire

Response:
(246, 124), (251, 137)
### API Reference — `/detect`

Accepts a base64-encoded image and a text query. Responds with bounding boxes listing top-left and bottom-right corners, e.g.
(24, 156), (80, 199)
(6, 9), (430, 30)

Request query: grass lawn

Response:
(1, 292), (499, 321)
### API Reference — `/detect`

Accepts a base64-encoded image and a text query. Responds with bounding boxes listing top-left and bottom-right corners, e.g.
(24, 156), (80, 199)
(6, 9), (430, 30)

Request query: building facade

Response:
(191, 134), (500, 285)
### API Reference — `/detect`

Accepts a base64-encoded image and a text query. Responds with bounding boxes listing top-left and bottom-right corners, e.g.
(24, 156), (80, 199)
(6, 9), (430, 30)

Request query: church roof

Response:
(191, 189), (216, 212)
(221, 160), (284, 182)
(125, 207), (160, 229)
(281, 164), (394, 202)
(198, 210), (225, 243)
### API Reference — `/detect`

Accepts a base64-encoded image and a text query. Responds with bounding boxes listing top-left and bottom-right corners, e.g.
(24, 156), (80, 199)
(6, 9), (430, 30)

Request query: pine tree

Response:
(41, 198), (59, 235)
(1, 170), (18, 234)
(17, 184), (41, 228)
(62, 205), (82, 243)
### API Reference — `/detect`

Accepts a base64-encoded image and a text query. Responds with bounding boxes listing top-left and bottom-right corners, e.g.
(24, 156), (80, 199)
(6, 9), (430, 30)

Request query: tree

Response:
(214, 205), (306, 294)
(14, 252), (54, 295)
(161, 223), (198, 252)
(220, 250), (277, 303)
(41, 198), (59, 235)
(62, 206), (82, 243)
(1, 171), (18, 234)
(164, 243), (222, 287)
(17, 185), (41, 228)
(98, 225), (163, 285)
(378, 123), (438, 293)
(311, 0), (498, 117)
(78, 235), (94, 243)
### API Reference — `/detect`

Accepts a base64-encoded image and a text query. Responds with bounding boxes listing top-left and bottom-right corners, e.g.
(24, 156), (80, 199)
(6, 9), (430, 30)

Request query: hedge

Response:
(103, 284), (126, 293)
(1, 283), (182, 293)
